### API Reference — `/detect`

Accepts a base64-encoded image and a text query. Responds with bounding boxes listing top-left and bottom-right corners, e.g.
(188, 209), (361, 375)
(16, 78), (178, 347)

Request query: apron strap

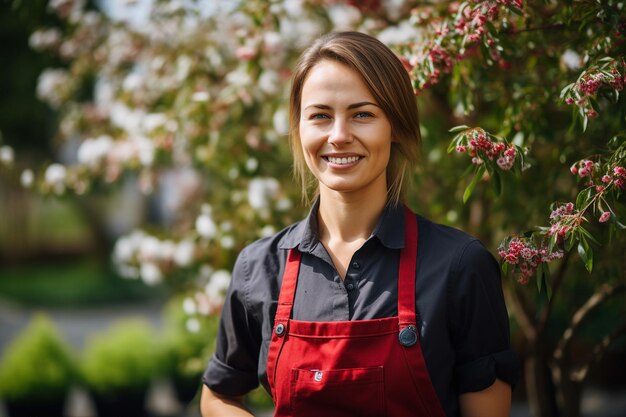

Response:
(274, 249), (301, 322)
(398, 207), (418, 328)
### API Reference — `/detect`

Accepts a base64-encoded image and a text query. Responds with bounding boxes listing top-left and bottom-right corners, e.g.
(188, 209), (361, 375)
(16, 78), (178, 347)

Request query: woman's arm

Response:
(459, 378), (512, 417)
(200, 385), (254, 417)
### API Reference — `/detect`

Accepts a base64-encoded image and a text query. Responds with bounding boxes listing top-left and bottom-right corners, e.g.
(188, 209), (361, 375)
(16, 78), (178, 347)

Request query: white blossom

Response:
(174, 239), (195, 267)
(44, 163), (67, 194)
(142, 113), (168, 133)
(139, 235), (161, 261)
(186, 318), (200, 333)
(205, 269), (231, 304)
(248, 177), (280, 210)
(263, 31), (284, 55)
(220, 235), (235, 250)
(327, 4), (361, 31)
(77, 135), (114, 169)
(36, 69), (70, 108)
(135, 136), (155, 166)
(140, 262), (162, 285)
(0, 146), (14, 165)
(245, 158), (258, 172)
(258, 70), (280, 95)
(191, 91), (210, 102)
(196, 213), (217, 239)
(182, 297), (197, 315)
(562, 49), (582, 70)
(113, 235), (136, 263)
(260, 225), (276, 237)
(28, 28), (62, 51)
(20, 169), (34, 188)
(273, 107), (289, 136)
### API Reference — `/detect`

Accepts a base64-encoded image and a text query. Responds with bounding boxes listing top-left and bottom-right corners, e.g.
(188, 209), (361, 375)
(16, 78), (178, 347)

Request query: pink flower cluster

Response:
(571, 160), (626, 191)
(498, 238), (563, 284)
(570, 159), (595, 177)
(547, 202), (579, 240)
(455, 129), (517, 170)
(603, 165), (626, 189)
(564, 60), (626, 118)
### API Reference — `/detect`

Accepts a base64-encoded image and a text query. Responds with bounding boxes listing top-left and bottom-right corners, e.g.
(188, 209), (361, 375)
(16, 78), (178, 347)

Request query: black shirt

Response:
(203, 201), (520, 417)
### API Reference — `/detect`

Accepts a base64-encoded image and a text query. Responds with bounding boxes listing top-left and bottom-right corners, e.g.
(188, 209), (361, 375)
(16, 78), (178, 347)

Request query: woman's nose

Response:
(327, 119), (352, 145)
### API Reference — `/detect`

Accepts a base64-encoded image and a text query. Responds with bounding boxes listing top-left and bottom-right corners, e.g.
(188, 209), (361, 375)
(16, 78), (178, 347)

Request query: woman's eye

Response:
(355, 112), (373, 118)
(310, 113), (330, 120)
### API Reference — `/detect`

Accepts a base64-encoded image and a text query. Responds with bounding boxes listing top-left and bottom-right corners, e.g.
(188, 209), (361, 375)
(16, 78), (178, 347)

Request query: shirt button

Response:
(352, 262), (360, 269)
(346, 283), (355, 291)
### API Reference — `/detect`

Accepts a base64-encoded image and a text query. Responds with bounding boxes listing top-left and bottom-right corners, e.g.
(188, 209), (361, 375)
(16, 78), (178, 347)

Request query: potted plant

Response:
(0, 314), (76, 417)
(80, 318), (161, 417)
(161, 297), (219, 405)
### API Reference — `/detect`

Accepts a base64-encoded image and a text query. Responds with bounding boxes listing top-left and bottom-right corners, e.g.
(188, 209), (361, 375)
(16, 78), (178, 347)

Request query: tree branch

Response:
(570, 320), (626, 383)
(537, 250), (573, 336)
(504, 279), (537, 343)
(553, 283), (626, 363)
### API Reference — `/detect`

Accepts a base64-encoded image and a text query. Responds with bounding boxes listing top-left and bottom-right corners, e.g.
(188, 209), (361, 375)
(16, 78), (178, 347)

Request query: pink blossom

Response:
(456, 145), (467, 152)
(570, 164), (578, 175)
(599, 212), (611, 223)
(614, 166), (626, 177)
(602, 174), (612, 183)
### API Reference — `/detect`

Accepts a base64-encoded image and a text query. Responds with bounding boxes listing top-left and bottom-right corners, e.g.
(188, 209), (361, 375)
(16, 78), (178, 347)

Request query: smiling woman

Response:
(200, 31), (519, 417)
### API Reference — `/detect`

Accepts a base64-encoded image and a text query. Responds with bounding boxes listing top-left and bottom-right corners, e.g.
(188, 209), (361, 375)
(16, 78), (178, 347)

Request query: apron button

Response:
(399, 326), (417, 347)
(275, 323), (286, 336)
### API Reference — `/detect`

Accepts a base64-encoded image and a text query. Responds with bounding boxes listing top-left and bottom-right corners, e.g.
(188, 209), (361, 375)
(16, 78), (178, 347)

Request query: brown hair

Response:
(289, 31), (420, 205)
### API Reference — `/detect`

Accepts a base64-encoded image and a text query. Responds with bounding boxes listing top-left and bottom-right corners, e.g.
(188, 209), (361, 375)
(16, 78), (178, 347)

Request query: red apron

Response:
(266, 208), (447, 417)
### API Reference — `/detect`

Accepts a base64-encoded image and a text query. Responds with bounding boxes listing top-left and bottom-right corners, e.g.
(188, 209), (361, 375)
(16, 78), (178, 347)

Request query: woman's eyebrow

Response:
(303, 101), (380, 111)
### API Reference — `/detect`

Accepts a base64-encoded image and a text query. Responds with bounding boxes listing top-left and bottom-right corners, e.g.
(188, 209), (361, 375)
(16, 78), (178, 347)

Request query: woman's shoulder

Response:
(415, 214), (496, 267)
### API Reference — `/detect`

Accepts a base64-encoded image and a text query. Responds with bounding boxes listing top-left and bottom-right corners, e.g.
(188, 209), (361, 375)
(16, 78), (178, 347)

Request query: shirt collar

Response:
(278, 198), (406, 251)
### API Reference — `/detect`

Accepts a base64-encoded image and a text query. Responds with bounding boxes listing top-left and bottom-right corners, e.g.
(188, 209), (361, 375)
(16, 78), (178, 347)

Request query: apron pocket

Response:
(290, 366), (385, 417)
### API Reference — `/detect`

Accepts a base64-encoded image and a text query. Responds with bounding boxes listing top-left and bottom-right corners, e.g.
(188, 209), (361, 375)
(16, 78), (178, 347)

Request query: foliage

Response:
(0, 314), (76, 401)
(80, 318), (162, 395)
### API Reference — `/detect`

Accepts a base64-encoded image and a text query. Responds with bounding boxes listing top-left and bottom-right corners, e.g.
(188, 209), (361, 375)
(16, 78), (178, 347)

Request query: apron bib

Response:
(267, 207), (446, 417)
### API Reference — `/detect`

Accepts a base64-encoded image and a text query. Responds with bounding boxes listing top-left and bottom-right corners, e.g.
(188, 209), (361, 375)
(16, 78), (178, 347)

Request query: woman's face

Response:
(299, 60), (393, 198)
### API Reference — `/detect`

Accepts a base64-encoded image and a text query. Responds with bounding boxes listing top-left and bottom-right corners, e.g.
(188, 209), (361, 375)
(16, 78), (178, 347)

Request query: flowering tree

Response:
(2, 1), (624, 416)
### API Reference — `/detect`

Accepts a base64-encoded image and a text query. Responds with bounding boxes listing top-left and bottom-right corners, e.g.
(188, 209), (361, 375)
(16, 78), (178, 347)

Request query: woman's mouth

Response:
(323, 155), (362, 165)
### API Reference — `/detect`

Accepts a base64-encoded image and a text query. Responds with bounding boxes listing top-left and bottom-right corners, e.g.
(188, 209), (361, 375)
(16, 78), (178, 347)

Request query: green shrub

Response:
(160, 297), (220, 403)
(161, 297), (219, 382)
(0, 314), (76, 402)
(81, 318), (162, 396)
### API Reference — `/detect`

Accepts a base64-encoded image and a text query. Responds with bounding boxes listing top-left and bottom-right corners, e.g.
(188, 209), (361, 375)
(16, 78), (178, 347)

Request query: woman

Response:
(201, 31), (519, 417)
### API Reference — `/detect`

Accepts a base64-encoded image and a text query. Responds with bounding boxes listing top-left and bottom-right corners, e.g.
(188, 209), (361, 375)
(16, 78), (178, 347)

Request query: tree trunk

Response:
(525, 347), (559, 417)
(555, 374), (582, 417)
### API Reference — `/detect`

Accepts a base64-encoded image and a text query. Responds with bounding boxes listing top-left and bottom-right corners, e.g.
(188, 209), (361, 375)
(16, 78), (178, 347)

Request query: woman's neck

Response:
(317, 188), (388, 244)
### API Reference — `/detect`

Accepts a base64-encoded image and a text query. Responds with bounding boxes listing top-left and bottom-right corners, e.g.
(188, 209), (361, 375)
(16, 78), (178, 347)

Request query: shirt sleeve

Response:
(202, 247), (261, 396)
(448, 239), (520, 393)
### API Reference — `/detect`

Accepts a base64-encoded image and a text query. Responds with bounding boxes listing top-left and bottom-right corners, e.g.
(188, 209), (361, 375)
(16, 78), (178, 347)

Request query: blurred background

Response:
(0, 1), (624, 416)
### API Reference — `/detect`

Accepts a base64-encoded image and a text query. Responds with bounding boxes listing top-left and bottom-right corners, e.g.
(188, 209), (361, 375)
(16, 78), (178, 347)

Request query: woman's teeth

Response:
(326, 156), (360, 165)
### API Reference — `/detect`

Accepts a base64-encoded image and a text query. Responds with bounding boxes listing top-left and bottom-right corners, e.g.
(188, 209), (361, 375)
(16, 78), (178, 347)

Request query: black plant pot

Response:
(4, 397), (66, 417)
(91, 389), (148, 417)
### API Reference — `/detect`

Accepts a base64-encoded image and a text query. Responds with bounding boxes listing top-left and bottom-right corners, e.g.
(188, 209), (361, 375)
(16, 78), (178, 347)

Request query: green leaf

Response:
(463, 166), (485, 203)
(544, 264), (552, 300)
(577, 240), (593, 272)
(449, 125), (470, 133)
(559, 83), (574, 99)
(578, 226), (599, 245)
(502, 261), (509, 276)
